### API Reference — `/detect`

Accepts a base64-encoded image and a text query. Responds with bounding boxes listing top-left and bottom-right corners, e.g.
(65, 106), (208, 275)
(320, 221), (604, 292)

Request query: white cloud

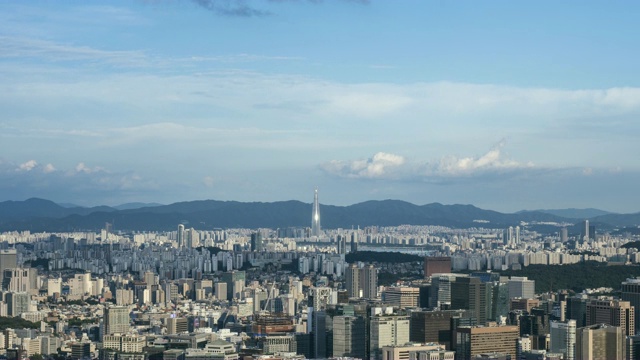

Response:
(425, 142), (533, 177)
(42, 163), (56, 173)
(322, 152), (406, 179)
(322, 144), (535, 181)
(17, 160), (37, 172)
(75, 162), (105, 174)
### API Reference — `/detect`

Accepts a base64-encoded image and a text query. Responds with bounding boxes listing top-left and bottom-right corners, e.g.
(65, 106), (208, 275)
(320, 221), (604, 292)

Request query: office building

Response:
(451, 276), (492, 325)
(2, 268), (37, 294)
(370, 315), (410, 360)
(566, 295), (588, 328)
(333, 315), (366, 359)
(221, 271), (245, 301)
(508, 277), (535, 299)
(177, 224), (185, 248)
(251, 232), (263, 252)
(576, 323), (625, 359)
(549, 320), (576, 360)
(0, 250), (17, 274)
(455, 326), (519, 360)
(381, 343), (446, 360)
(6, 292), (29, 317)
(384, 287), (420, 308)
(410, 309), (475, 350)
(621, 278), (640, 334)
(586, 298), (634, 336)
(103, 306), (130, 337)
(424, 257), (451, 278)
(166, 317), (188, 335)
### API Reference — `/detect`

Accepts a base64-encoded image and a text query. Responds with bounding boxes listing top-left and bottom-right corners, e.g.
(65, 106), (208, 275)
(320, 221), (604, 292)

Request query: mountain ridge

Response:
(0, 198), (636, 232)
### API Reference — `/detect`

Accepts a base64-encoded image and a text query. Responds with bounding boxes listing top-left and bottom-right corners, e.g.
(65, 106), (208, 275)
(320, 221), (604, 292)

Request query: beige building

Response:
(455, 326), (519, 360)
(384, 287), (420, 308)
(370, 315), (410, 359)
(576, 323), (625, 360)
(381, 343), (446, 360)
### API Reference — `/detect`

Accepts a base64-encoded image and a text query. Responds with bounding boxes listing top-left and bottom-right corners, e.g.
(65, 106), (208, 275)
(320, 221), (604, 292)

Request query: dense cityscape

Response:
(0, 190), (639, 360)
(3, 1), (640, 360)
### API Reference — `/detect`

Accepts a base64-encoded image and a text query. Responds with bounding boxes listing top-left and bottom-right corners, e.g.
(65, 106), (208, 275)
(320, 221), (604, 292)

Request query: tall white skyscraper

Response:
(311, 187), (321, 237)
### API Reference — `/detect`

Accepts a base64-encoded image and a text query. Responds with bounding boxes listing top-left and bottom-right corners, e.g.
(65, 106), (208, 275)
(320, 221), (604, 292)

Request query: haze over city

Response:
(2, 1), (640, 212)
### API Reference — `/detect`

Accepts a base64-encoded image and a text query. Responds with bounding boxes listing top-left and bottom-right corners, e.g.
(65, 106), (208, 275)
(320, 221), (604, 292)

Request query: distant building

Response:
(621, 278), (640, 334)
(586, 298), (634, 336)
(345, 264), (378, 299)
(0, 249), (17, 274)
(103, 306), (130, 338)
(576, 323), (625, 359)
(424, 257), (451, 278)
(383, 287), (420, 308)
(508, 277), (535, 299)
(455, 326), (519, 360)
(251, 232), (263, 252)
(549, 320), (576, 360)
(333, 315), (366, 359)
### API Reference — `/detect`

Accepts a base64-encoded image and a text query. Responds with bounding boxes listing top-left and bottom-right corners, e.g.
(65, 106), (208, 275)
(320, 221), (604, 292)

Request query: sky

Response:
(1, 0), (640, 213)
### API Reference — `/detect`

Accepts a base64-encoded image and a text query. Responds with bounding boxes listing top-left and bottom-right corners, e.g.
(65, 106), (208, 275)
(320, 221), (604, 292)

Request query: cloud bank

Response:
(321, 143), (535, 182)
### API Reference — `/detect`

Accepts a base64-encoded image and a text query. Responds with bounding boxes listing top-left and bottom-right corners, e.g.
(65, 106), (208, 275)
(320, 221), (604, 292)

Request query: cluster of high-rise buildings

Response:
(0, 191), (640, 359)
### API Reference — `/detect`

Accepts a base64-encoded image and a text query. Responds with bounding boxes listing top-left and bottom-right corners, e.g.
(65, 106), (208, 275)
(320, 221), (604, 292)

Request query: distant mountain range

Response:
(533, 208), (615, 219)
(0, 198), (638, 233)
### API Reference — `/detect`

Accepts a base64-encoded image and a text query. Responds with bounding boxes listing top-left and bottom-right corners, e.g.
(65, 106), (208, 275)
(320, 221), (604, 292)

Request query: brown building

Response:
(586, 299), (635, 336)
(455, 326), (519, 360)
(510, 298), (540, 313)
(424, 257), (451, 278)
(383, 287), (420, 308)
(252, 313), (295, 335)
(410, 309), (475, 350)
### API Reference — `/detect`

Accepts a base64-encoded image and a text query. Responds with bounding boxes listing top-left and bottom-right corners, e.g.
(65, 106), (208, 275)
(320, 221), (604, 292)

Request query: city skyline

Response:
(2, 1), (640, 212)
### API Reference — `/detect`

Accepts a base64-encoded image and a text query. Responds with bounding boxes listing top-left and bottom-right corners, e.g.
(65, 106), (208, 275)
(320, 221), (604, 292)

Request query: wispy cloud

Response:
(190, 0), (271, 17)
(0, 35), (148, 66)
(190, 0), (370, 17)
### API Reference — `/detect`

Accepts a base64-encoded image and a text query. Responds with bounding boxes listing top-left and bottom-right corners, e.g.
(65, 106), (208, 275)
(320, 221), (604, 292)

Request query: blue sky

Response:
(1, 0), (640, 212)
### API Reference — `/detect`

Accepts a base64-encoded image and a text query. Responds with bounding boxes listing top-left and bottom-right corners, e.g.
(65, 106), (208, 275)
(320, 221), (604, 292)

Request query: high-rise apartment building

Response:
(345, 264), (378, 299)
(345, 264), (360, 298)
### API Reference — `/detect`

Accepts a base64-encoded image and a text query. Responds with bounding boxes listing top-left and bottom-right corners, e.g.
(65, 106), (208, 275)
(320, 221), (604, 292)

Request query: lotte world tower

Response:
(311, 187), (321, 237)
